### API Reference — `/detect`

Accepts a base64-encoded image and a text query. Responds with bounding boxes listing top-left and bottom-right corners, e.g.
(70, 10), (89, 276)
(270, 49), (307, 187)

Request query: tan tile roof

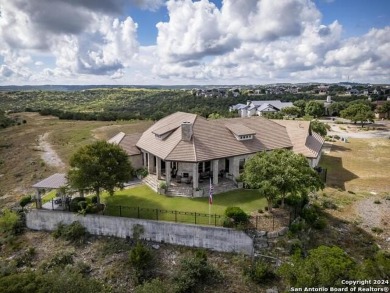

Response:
(272, 120), (324, 158)
(137, 112), (293, 162)
(108, 132), (142, 156)
(225, 123), (256, 136)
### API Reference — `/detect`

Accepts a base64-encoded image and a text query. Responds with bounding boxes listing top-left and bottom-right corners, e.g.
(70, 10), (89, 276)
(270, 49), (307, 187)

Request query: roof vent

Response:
(181, 121), (193, 142)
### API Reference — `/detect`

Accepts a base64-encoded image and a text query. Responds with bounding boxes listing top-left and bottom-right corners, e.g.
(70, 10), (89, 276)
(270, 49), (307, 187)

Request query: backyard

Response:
(102, 185), (267, 214)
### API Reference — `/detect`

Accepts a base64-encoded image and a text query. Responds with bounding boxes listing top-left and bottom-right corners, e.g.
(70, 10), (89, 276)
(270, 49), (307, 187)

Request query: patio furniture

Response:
(176, 175), (182, 183)
(185, 176), (193, 184)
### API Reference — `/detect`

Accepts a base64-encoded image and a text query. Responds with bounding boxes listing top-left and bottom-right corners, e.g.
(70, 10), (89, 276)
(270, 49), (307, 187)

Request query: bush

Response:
(136, 168), (148, 178)
(371, 227), (383, 234)
(374, 200), (381, 204)
(322, 199), (337, 210)
(52, 221), (88, 245)
(312, 217), (327, 230)
(301, 206), (319, 224)
(44, 251), (74, 270)
(19, 195), (32, 208)
(225, 207), (249, 225)
(135, 279), (169, 293)
(159, 181), (167, 189)
(129, 242), (153, 283)
(173, 253), (221, 293)
(244, 260), (276, 284)
(0, 209), (22, 237)
(70, 197), (87, 212)
(91, 196), (98, 204)
(278, 246), (355, 287)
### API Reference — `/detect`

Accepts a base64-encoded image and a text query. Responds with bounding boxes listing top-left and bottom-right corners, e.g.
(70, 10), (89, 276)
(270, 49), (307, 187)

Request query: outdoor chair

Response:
(176, 175), (182, 183)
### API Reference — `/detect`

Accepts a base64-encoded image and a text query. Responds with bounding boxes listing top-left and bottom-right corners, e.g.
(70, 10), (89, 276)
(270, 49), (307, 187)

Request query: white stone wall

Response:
(26, 210), (253, 255)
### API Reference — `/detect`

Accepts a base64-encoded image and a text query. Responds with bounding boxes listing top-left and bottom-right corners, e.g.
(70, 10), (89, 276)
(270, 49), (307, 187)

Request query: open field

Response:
(318, 138), (390, 247)
(0, 112), (152, 206)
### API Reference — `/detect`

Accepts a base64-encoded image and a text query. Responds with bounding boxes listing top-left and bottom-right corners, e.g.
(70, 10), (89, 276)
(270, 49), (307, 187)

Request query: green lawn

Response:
(100, 185), (266, 225)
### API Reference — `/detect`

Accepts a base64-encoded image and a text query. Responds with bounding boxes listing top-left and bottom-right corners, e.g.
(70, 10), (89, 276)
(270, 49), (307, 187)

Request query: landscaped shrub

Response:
(91, 195), (98, 204)
(136, 168), (148, 178)
(70, 197), (87, 212)
(19, 195), (32, 208)
(224, 207), (249, 226)
(244, 259), (276, 284)
(301, 205), (319, 224)
(52, 221), (88, 245)
(173, 253), (221, 293)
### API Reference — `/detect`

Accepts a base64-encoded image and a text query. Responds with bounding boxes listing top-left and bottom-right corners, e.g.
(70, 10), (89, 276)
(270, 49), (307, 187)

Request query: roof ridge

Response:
(192, 114), (198, 162)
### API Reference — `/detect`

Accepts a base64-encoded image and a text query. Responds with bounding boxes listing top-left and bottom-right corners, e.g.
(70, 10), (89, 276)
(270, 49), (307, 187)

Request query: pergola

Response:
(32, 173), (67, 208)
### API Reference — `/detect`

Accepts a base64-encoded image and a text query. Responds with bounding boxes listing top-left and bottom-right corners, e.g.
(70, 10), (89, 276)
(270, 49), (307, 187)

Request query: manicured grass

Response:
(101, 185), (267, 216)
(42, 190), (57, 204)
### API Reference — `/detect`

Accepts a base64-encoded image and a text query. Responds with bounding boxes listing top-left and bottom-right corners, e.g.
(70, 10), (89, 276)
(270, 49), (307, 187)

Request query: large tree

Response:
(328, 101), (347, 116)
(340, 103), (374, 127)
(305, 101), (325, 118)
(243, 149), (324, 210)
(68, 141), (133, 204)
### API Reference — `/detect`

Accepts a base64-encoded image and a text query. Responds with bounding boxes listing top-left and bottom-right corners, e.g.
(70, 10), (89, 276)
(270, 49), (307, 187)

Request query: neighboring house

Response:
(230, 100), (293, 117)
(109, 112), (324, 197)
(372, 100), (390, 119)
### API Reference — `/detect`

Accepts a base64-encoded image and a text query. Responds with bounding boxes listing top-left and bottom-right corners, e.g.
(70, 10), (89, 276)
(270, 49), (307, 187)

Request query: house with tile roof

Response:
(230, 100), (294, 117)
(109, 112), (324, 197)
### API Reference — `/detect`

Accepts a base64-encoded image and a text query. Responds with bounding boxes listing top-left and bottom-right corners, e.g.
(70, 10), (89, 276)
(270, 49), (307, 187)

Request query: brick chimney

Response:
(181, 122), (193, 141)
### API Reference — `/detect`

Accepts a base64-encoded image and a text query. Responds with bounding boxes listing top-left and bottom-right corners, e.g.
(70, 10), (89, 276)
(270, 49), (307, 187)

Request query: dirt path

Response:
(38, 132), (66, 170)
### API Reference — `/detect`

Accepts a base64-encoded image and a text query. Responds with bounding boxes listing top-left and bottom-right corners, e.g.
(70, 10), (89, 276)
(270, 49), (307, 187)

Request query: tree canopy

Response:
(305, 101), (325, 118)
(278, 246), (355, 287)
(340, 103), (374, 127)
(310, 120), (330, 137)
(243, 149), (324, 210)
(378, 101), (390, 118)
(68, 141), (133, 203)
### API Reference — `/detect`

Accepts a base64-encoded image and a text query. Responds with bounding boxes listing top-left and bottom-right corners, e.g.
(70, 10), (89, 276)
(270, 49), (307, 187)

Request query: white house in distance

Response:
(109, 112), (324, 197)
(230, 100), (294, 117)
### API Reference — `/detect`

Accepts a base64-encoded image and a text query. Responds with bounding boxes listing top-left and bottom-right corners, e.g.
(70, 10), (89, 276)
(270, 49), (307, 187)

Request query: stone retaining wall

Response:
(26, 209), (254, 255)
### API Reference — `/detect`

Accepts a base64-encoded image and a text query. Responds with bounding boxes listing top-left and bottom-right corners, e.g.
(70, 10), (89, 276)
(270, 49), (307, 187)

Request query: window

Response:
(238, 135), (253, 140)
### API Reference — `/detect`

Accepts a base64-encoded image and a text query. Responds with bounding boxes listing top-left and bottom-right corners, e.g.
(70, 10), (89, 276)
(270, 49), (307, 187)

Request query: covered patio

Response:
(32, 173), (69, 210)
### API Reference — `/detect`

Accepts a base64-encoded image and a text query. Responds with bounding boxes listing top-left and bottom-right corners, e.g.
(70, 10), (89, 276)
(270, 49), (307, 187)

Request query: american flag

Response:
(209, 177), (213, 205)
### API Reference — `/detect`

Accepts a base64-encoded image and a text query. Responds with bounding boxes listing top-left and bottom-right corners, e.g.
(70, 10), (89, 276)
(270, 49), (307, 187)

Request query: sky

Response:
(0, 0), (389, 85)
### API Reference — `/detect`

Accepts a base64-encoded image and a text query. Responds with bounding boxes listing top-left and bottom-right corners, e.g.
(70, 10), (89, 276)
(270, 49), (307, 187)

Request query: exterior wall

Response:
(177, 162), (194, 178)
(26, 210), (253, 255)
(130, 154), (143, 170)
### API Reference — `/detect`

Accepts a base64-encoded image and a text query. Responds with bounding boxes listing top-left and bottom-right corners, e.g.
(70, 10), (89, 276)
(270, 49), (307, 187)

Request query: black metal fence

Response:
(103, 205), (224, 226)
(103, 205), (301, 230)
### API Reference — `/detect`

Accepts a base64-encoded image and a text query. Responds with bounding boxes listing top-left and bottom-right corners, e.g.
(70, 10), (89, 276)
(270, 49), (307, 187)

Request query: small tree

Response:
(281, 106), (301, 117)
(68, 141), (133, 204)
(340, 103), (374, 127)
(305, 101), (325, 118)
(243, 149), (324, 210)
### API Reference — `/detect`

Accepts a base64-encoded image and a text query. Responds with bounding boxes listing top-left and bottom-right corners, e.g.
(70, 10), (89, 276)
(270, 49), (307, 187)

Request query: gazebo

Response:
(32, 173), (68, 208)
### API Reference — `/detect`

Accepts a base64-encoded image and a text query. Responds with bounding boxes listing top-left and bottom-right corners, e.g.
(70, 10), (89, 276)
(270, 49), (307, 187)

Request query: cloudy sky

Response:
(0, 0), (389, 85)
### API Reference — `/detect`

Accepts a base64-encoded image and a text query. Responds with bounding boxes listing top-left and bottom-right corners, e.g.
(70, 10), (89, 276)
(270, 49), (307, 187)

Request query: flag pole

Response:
(209, 177), (213, 225)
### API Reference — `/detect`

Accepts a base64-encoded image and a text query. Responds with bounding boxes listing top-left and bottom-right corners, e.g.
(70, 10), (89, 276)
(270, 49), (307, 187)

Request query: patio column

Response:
(143, 152), (147, 167)
(36, 189), (42, 209)
(148, 153), (155, 174)
(212, 159), (219, 185)
(156, 157), (162, 179)
(166, 161), (171, 185)
(229, 157), (240, 178)
(192, 163), (199, 190)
